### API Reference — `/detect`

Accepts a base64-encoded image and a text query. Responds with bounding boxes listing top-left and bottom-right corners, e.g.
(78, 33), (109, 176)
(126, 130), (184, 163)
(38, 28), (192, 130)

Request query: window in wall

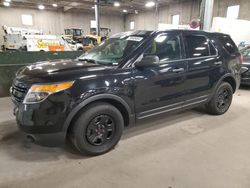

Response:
(21, 14), (33, 26)
(184, 35), (209, 58)
(145, 34), (181, 62)
(90, 20), (97, 28)
(130, 21), (135, 30)
(172, 14), (180, 25)
(226, 5), (240, 19)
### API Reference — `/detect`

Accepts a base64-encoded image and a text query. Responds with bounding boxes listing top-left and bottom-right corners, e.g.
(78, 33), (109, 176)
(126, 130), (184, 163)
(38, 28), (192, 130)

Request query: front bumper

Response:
(13, 93), (71, 147)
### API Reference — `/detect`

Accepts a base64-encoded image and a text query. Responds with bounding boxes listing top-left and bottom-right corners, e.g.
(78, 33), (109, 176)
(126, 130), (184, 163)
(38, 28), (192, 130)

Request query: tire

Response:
(70, 102), (124, 156)
(206, 82), (233, 115)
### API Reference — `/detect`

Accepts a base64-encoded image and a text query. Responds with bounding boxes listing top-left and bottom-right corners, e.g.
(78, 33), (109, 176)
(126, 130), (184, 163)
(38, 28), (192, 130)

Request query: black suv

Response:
(11, 30), (241, 155)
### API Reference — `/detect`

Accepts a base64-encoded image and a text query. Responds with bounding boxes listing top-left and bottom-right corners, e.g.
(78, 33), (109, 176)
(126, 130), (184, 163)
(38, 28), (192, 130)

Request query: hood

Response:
(16, 59), (114, 83)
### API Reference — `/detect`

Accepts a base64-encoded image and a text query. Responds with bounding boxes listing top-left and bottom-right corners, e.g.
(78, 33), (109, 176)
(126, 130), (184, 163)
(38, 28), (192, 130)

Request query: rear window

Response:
(184, 35), (210, 58)
(218, 35), (238, 54)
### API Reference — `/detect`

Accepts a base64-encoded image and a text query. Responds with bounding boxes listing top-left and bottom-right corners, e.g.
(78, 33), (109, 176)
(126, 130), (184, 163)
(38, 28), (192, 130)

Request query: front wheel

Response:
(70, 102), (124, 156)
(206, 82), (233, 115)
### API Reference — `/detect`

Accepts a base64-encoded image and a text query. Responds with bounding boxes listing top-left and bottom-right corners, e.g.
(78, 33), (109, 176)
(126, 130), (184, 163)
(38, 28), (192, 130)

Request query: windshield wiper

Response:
(78, 58), (97, 64)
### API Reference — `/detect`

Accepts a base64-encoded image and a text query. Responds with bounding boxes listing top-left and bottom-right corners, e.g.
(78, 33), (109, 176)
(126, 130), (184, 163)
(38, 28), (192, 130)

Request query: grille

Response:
(11, 80), (30, 104)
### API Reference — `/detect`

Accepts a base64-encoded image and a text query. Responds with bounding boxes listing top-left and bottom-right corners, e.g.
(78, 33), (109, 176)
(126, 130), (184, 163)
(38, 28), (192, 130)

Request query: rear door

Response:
(182, 33), (219, 104)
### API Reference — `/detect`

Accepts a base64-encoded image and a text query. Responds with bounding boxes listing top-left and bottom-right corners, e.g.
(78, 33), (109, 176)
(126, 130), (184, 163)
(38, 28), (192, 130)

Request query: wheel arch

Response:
(63, 94), (134, 137)
(213, 74), (237, 94)
(222, 75), (237, 93)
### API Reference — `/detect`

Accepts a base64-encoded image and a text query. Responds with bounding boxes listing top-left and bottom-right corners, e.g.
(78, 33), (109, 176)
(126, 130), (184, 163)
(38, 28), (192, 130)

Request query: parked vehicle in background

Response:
(64, 28), (84, 42)
(80, 36), (96, 51)
(240, 46), (250, 85)
(63, 36), (84, 51)
(25, 35), (73, 51)
(2, 25), (83, 52)
(80, 34), (102, 51)
(64, 28), (102, 52)
(2, 25), (42, 51)
(11, 30), (241, 156)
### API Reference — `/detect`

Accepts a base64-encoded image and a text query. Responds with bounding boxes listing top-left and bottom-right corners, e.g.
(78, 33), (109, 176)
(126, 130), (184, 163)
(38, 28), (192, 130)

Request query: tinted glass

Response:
(185, 35), (210, 58)
(218, 35), (238, 54)
(145, 34), (181, 62)
(78, 34), (146, 65)
(210, 43), (217, 56)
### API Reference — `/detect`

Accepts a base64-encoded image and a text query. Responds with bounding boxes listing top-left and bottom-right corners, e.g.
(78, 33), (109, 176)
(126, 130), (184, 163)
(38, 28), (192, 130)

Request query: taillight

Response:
(240, 54), (244, 63)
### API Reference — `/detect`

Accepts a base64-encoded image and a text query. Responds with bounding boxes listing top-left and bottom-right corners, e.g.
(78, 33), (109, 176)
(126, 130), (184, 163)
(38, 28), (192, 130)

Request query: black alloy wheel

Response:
(71, 102), (124, 156)
(86, 115), (115, 146)
(216, 87), (231, 110)
(206, 82), (233, 115)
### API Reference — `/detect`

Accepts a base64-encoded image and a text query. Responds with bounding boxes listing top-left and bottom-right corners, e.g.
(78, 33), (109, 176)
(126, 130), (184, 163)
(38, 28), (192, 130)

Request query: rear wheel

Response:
(206, 82), (233, 115)
(70, 102), (124, 156)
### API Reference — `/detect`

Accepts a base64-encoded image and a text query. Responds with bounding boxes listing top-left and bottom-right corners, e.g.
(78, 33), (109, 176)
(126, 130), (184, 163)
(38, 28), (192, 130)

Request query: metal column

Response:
(95, 0), (100, 36)
(200, 0), (214, 31)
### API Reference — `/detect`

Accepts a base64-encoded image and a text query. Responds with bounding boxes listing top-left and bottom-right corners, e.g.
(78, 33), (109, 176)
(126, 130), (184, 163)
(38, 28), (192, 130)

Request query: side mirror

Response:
(134, 55), (159, 68)
(240, 67), (249, 74)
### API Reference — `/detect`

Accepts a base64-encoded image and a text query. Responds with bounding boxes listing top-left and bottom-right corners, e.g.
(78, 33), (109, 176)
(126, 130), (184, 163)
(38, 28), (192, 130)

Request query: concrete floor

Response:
(1, 87), (250, 188)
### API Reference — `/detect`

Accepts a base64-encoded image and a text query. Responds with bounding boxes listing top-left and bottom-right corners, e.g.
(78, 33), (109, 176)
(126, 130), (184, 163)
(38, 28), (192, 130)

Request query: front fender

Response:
(62, 93), (133, 136)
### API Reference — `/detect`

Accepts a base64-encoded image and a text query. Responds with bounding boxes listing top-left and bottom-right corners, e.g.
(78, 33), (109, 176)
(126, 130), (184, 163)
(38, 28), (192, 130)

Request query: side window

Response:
(145, 34), (181, 63)
(218, 35), (238, 54)
(184, 35), (210, 58)
(209, 43), (217, 56)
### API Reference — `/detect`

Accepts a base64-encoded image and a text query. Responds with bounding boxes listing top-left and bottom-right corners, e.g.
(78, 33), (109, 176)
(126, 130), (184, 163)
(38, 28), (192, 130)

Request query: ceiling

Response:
(0, 0), (192, 15)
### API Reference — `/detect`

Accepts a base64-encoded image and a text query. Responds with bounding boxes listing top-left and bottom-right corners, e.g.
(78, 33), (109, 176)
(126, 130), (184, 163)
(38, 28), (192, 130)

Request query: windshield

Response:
(78, 34), (146, 66)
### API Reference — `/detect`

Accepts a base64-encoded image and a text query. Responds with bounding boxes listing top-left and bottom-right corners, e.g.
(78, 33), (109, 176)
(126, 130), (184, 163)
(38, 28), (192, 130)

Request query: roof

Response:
(110, 29), (231, 40)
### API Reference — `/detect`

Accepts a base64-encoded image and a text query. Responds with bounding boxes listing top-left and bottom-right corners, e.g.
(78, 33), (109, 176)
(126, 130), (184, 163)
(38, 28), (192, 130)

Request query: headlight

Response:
(23, 81), (74, 104)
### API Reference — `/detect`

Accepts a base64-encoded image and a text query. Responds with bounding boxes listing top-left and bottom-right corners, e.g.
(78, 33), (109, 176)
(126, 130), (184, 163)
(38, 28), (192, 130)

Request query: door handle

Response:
(214, 61), (222, 66)
(172, 68), (185, 73)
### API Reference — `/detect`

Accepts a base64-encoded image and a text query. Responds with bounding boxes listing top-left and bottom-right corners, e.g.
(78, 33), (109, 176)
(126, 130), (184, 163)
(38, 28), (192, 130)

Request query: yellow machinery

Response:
(64, 28), (102, 52)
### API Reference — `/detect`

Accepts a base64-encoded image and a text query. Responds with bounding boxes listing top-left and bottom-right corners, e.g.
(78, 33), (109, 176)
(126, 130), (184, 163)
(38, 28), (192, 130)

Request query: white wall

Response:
(125, 0), (200, 31)
(0, 7), (125, 44)
(213, 0), (250, 20)
(212, 17), (250, 45)
(125, 0), (250, 31)
(1, 0), (250, 44)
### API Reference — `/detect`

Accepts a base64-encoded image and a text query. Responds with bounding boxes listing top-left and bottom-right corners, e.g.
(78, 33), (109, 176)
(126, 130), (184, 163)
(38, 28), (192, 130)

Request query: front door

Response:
(133, 32), (188, 119)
